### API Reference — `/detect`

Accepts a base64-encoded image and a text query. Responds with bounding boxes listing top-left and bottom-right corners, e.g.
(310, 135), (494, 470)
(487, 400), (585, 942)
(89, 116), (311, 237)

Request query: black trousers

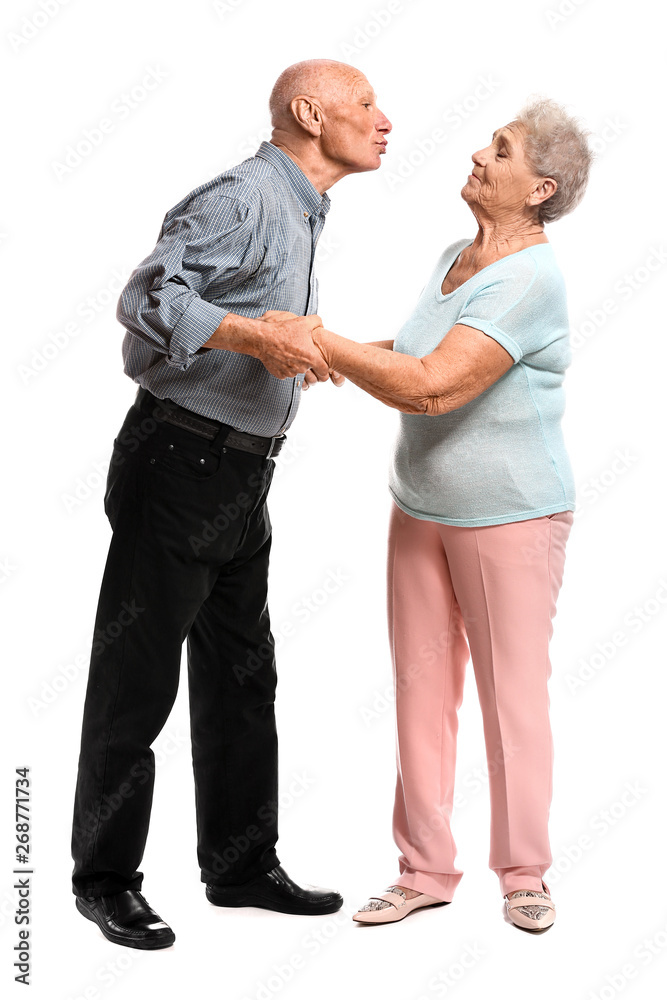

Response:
(71, 391), (280, 896)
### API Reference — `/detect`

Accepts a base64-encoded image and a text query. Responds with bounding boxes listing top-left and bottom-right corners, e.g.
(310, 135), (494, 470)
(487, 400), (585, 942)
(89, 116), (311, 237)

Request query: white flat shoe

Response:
(352, 885), (446, 924)
(505, 882), (556, 931)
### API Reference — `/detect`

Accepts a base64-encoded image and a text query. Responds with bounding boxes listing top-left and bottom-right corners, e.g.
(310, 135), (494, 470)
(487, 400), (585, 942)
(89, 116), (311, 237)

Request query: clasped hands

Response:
(258, 310), (344, 389)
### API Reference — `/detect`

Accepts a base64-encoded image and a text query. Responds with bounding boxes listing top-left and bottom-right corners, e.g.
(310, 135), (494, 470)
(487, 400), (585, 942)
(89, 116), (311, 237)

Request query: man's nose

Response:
(376, 110), (392, 134)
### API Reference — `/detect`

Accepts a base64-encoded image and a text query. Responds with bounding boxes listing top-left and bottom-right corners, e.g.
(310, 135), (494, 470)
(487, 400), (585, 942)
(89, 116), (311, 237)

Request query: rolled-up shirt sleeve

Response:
(117, 194), (256, 371)
(456, 256), (554, 362)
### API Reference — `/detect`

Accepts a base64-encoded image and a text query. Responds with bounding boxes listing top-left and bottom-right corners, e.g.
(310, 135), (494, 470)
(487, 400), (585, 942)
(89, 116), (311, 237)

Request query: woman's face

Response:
(462, 122), (544, 221)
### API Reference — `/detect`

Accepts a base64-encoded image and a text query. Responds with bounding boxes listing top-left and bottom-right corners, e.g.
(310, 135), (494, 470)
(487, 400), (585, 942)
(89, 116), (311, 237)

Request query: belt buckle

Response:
(265, 434), (285, 459)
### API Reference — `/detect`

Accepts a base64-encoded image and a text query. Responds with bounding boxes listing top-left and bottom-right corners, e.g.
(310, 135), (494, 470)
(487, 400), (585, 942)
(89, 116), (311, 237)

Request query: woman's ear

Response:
(528, 176), (558, 208)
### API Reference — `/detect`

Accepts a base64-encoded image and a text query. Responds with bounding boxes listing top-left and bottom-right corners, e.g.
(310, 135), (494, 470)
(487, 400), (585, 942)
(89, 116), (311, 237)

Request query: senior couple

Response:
(70, 58), (592, 948)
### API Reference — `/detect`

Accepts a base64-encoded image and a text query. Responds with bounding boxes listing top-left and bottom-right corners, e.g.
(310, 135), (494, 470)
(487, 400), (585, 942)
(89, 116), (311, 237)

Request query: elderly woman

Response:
(307, 98), (592, 931)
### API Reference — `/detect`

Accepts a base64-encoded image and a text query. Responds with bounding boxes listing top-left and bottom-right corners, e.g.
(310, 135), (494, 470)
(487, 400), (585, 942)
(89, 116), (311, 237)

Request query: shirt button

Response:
(303, 212), (308, 218)
(297, 380), (301, 387)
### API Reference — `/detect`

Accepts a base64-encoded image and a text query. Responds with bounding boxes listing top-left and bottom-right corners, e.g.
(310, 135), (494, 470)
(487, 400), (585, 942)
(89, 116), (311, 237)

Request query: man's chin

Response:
(351, 162), (382, 174)
(344, 152), (385, 174)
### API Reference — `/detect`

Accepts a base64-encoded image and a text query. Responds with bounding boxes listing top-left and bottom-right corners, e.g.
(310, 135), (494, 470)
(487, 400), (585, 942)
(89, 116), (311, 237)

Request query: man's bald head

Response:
(269, 59), (366, 128)
(266, 60), (391, 186)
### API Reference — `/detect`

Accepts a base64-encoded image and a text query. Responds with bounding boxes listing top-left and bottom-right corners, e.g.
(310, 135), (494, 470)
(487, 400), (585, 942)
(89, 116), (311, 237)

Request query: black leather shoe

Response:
(76, 890), (175, 949)
(206, 864), (343, 915)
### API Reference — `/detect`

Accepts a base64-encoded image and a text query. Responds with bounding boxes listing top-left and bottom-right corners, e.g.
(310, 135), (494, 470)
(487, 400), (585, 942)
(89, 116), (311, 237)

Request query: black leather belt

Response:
(134, 387), (286, 459)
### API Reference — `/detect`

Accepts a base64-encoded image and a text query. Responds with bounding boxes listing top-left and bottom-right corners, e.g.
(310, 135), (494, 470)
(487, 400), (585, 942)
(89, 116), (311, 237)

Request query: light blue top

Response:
(389, 238), (576, 526)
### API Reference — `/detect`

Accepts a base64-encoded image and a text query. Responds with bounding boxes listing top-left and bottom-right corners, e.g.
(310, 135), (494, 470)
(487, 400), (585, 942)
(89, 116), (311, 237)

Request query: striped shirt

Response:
(118, 141), (331, 436)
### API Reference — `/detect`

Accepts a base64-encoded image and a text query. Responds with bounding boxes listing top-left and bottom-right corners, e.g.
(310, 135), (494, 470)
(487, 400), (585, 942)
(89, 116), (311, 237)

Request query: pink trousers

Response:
(387, 501), (573, 899)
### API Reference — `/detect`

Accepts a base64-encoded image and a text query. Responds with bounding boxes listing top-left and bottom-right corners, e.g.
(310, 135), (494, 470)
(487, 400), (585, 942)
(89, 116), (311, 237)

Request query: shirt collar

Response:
(255, 141), (331, 218)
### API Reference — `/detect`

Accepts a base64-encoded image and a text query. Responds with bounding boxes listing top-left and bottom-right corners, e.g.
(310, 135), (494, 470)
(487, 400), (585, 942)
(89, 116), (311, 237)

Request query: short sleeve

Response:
(457, 252), (562, 362)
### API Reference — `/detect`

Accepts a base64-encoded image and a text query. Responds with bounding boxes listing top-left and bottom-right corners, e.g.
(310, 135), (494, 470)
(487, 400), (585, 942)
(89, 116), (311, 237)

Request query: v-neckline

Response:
(437, 241), (551, 301)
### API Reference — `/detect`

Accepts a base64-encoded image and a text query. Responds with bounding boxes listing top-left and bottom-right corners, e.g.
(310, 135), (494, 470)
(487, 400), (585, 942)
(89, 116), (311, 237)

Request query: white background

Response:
(2, 0), (666, 998)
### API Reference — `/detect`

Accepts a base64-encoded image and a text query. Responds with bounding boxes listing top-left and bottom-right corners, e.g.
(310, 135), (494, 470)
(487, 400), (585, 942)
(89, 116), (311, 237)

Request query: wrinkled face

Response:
(319, 75), (392, 173)
(462, 121), (543, 218)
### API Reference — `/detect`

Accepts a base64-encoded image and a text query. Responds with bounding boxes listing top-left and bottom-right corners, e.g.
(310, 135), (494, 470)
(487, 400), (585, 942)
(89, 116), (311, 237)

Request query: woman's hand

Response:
(302, 367), (345, 391)
(261, 313), (345, 390)
(304, 327), (345, 391)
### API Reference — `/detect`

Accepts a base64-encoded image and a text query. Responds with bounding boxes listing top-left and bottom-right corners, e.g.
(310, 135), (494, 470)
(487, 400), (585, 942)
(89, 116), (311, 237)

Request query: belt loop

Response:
(209, 420), (234, 455)
(266, 434), (285, 460)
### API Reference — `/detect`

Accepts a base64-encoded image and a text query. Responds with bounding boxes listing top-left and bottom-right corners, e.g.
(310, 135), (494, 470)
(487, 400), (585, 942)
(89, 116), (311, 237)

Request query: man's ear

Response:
(528, 176), (557, 208)
(290, 96), (323, 137)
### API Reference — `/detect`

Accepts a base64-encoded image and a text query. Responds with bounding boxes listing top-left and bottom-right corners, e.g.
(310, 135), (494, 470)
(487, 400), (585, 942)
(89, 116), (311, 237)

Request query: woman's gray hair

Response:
(515, 97), (594, 224)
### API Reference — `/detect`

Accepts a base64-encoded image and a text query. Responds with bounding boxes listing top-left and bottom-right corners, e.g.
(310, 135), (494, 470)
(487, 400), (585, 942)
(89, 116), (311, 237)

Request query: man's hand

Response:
(256, 311), (330, 380)
(262, 311), (345, 391)
(207, 311), (330, 380)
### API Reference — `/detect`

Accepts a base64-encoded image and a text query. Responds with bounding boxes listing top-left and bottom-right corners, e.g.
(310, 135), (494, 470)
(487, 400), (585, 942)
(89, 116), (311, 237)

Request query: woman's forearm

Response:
(365, 339), (394, 350)
(314, 329), (429, 413)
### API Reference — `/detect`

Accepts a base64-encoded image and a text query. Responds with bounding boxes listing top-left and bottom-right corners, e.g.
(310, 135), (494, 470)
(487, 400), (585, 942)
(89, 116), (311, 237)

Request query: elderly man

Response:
(70, 58), (391, 950)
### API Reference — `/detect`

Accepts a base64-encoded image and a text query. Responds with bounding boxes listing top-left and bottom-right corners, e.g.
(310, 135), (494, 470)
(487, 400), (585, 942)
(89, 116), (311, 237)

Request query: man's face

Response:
(319, 75), (392, 174)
